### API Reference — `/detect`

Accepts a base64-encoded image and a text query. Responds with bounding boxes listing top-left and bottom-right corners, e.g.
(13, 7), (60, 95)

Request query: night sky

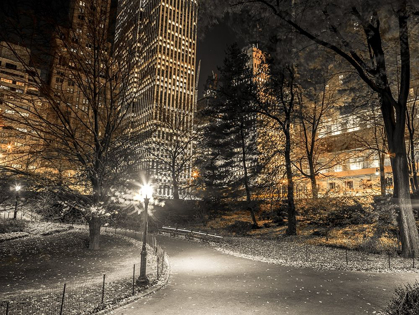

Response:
(196, 20), (242, 98)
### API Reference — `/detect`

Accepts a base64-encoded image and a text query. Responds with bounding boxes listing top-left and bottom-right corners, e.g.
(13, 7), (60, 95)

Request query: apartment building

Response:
(0, 42), (45, 173)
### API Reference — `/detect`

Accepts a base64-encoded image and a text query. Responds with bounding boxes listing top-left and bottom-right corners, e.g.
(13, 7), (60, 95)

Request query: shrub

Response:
(226, 221), (254, 235)
(358, 234), (397, 254)
(0, 219), (26, 233)
(298, 196), (375, 227)
(385, 282), (419, 315)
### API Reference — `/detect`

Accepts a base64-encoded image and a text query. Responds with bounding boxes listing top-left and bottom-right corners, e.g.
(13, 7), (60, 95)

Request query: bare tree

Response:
(254, 62), (298, 234)
(0, 0), (138, 249)
(144, 107), (196, 200)
(294, 73), (346, 198)
(201, 0), (419, 257)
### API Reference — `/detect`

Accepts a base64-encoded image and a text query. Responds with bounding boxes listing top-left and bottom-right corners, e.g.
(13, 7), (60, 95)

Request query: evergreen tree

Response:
(199, 44), (259, 227)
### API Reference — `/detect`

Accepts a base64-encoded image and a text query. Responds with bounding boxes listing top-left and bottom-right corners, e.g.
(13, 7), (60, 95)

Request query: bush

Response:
(385, 282), (419, 314)
(298, 196), (375, 226)
(225, 221), (254, 235)
(358, 233), (398, 254)
(0, 219), (26, 233)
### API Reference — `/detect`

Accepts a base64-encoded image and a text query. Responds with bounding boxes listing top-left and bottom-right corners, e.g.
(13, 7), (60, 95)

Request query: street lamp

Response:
(12, 184), (21, 220)
(136, 183), (153, 286)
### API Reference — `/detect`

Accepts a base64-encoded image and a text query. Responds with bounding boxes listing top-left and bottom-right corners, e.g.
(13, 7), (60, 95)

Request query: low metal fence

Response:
(222, 237), (419, 272)
(159, 226), (223, 242)
(0, 228), (169, 315)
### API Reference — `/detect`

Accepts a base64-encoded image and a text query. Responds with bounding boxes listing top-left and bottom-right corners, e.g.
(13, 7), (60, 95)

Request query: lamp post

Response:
(13, 184), (21, 220)
(136, 184), (153, 286)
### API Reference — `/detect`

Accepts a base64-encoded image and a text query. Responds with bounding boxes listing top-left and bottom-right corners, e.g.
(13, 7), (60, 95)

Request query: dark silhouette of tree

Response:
(0, 0), (139, 250)
(253, 60), (298, 235)
(201, 0), (419, 257)
(199, 44), (259, 227)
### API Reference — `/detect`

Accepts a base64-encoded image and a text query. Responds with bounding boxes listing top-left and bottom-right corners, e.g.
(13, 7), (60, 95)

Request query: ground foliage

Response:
(215, 236), (419, 273)
(0, 219), (26, 233)
(384, 282), (419, 315)
(0, 229), (147, 295)
(296, 196), (376, 226)
(0, 220), (71, 241)
(0, 228), (162, 314)
(198, 196), (407, 254)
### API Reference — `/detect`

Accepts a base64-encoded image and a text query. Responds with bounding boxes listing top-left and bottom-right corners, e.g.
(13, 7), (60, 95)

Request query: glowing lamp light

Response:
(14, 184), (21, 192)
(140, 184), (153, 200)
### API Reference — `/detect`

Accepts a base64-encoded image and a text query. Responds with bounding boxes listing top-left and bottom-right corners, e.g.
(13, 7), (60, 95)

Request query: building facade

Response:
(0, 42), (45, 174)
(115, 0), (198, 198)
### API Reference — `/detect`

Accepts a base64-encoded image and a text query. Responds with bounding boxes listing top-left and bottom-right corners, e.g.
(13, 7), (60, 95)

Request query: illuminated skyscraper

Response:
(115, 0), (198, 198)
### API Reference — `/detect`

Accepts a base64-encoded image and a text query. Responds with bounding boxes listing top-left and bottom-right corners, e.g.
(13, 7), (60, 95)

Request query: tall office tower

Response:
(115, 0), (198, 198)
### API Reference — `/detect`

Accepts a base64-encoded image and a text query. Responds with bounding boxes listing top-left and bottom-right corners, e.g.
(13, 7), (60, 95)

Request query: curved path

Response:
(111, 236), (418, 315)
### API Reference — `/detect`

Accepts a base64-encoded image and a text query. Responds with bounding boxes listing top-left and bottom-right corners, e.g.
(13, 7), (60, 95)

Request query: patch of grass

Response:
(0, 230), (142, 295)
(0, 218), (26, 233)
(184, 197), (402, 255)
(1, 229), (163, 314)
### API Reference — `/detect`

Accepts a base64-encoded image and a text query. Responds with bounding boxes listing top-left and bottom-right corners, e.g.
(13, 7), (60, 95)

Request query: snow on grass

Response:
(214, 237), (419, 273)
(0, 232), (29, 242)
(1, 228), (167, 315)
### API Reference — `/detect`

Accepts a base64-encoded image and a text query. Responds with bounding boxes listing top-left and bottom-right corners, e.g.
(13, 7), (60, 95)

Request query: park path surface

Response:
(111, 236), (419, 315)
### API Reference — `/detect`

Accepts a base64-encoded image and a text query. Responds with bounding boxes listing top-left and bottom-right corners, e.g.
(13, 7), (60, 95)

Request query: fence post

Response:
(388, 253), (391, 269)
(157, 256), (160, 280)
(60, 283), (66, 315)
(413, 251), (416, 269)
(162, 252), (165, 273)
(5, 301), (9, 315)
(305, 245), (308, 262)
(132, 264), (135, 295)
(101, 274), (106, 304)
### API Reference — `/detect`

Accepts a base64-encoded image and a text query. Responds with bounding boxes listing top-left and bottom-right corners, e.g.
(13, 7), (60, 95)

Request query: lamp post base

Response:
(136, 276), (149, 286)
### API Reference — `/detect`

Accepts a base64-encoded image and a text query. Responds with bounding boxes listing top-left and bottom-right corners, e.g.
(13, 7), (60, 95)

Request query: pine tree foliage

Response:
(197, 44), (259, 226)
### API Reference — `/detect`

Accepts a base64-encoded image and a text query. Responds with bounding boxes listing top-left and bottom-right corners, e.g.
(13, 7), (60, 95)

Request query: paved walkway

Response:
(111, 236), (418, 315)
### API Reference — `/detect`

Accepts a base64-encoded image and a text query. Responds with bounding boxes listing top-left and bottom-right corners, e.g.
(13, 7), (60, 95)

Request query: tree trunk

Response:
(172, 162), (180, 200)
(308, 159), (318, 199)
(284, 129), (297, 235)
(383, 93), (419, 257)
(89, 215), (101, 250)
(410, 136), (418, 192)
(391, 152), (419, 257)
(379, 152), (386, 196)
(172, 179), (180, 200)
(240, 124), (258, 227)
(89, 177), (102, 250)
